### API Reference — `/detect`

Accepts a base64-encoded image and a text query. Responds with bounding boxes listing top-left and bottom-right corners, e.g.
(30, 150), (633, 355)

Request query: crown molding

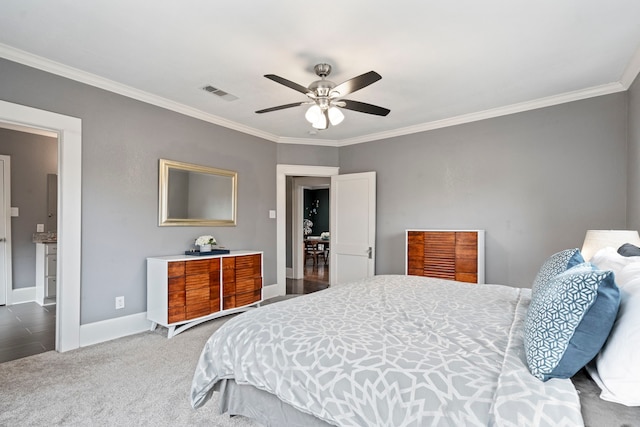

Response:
(0, 43), (280, 143)
(277, 136), (339, 147)
(620, 44), (640, 89)
(337, 82), (627, 147)
(0, 43), (635, 148)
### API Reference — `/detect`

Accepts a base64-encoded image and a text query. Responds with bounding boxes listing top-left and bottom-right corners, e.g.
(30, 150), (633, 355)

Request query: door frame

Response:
(0, 155), (11, 306)
(275, 164), (339, 298)
(0, 100), (82, 352)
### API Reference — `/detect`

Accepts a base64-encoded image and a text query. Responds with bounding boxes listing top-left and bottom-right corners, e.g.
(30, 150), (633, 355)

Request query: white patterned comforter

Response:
(191, 275), (583, 426)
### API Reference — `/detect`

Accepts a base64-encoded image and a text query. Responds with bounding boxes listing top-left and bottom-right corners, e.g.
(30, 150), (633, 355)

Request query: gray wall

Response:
(277, 143), (339, 166)
(1, 55), (637, 325)
(0, 58), (277, 324)
(0, 128), (57, 289)
(339, 93), (629, 287)
(628, 73), (640, 231)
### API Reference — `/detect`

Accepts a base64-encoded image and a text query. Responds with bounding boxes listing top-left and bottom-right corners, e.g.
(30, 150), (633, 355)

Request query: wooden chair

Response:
(304, 240), (325, 267)
(318, 241), (329, 265)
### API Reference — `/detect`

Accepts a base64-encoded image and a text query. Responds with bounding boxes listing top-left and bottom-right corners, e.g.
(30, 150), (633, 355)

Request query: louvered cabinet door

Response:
(454, 232), (479, 283)
(222, 257), (236, 310)
(223, 254), (262, 309)
(406, 230), (484, 284)
(423, 232), (456, 280)
(209, 258), (221, 313)
(185, 259), (211, 320)
(234, 254), (262, 307)
(167, 261), (186, 323)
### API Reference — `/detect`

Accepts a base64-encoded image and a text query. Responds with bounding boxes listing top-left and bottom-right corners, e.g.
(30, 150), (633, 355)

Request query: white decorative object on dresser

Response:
(406, 229), (485, 284)
(147, 250), (263, 338)
(35, 243), (57, 306)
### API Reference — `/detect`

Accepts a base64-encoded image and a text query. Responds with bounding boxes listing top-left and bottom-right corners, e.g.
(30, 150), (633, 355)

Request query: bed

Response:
(190, 274), (584, 426)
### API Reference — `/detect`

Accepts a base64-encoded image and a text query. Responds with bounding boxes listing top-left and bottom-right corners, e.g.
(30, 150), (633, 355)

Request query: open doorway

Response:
(288, 179), (330, 294)
(0, 127), (58, 362)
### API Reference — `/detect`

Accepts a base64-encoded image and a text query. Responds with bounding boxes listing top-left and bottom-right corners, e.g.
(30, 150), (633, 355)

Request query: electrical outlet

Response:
(115, 296), (125, 310)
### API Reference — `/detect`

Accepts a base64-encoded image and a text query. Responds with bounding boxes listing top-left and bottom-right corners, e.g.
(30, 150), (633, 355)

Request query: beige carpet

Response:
(0, 314), (259, 426)
(2, 299), (639, 426)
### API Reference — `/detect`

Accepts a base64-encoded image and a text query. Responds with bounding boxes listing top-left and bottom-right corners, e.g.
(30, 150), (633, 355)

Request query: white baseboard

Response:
(78, 285), (286, 348)
(10, 286), (35, 305)
(262, 283), (284, 300)
(79, 312), (152, 348)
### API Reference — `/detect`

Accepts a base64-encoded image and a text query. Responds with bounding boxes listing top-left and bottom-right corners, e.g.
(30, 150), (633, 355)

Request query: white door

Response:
(0, 155), (11, 306)
(330, 172), (376, 285)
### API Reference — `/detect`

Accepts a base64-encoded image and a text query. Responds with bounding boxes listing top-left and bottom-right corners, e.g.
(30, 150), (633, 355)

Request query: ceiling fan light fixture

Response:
(305, 105), (322, 124)
(259, 64), (389, 129)
(328, 107), (344, 126)
(312, 113), (327, 129)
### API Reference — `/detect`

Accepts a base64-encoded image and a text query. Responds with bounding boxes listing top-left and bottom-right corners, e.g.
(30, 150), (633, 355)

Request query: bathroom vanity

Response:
(35, 242), (57, 306)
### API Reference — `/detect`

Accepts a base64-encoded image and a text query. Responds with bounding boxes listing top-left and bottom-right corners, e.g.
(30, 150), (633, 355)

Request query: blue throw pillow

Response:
(531, 248), (584, 298)
(524, 263), (620, 381)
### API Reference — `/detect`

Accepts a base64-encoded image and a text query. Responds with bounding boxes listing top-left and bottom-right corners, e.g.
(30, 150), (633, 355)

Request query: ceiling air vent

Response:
(202, 85), (238, 101)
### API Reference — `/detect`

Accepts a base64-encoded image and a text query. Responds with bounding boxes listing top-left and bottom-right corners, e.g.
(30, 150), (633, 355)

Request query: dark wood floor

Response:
(0, 303), (56, 363)
(286, 261), (330, 294)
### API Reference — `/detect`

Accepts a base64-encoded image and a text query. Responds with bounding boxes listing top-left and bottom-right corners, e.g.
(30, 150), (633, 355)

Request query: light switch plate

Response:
(10, 207), (18, 217)
(269, 210), (276, 219)
(37, 224), (44, 232)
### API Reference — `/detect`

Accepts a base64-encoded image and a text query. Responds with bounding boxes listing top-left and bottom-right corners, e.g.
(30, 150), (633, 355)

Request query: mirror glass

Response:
(159, 159), (237, 226)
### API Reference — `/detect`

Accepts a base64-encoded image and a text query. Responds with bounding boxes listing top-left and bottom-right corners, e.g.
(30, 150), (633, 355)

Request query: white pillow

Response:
(616, 261), (640, 288)
(587, 277), (640, 406)
(589, 247), (640, 281)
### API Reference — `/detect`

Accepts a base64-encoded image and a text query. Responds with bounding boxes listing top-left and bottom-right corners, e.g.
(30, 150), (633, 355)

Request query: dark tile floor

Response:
(0, 263), (324, 365)
(0, 303), (56, 363)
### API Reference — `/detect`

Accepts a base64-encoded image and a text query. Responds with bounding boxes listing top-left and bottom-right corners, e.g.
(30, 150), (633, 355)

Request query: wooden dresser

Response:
(147, 250), (262, 338)
(406, 230), (485, 284)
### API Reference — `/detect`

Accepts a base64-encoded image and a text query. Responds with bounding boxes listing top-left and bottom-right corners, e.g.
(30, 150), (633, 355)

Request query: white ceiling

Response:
(1, 1), (639, 146)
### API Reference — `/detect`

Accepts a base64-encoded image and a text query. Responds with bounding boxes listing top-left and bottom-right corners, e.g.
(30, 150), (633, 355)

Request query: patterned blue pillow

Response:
(524, 263), (620, 381)
(531, 248), (584, 297)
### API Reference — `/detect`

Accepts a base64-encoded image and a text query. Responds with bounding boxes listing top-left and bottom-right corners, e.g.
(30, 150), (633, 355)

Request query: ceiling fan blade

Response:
(331, 71), (382, 97)
(264, 74), (311, 95)
(340, 99), (390, 116)
(255, 102), (304, 114)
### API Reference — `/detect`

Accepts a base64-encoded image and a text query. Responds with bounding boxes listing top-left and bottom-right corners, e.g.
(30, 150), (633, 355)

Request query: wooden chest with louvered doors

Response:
(147, 250), (263, 338)
(405, 230), (485, 284)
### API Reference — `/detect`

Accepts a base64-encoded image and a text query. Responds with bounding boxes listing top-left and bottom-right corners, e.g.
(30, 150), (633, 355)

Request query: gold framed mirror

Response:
(158, 159), (237, 226)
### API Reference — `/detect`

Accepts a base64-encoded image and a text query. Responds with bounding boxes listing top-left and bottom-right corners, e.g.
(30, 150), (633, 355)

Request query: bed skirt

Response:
(216, 379), (333, 427)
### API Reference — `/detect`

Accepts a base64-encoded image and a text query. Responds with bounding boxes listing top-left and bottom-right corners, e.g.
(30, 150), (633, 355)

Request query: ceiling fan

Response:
(255, 63), (390, 130)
